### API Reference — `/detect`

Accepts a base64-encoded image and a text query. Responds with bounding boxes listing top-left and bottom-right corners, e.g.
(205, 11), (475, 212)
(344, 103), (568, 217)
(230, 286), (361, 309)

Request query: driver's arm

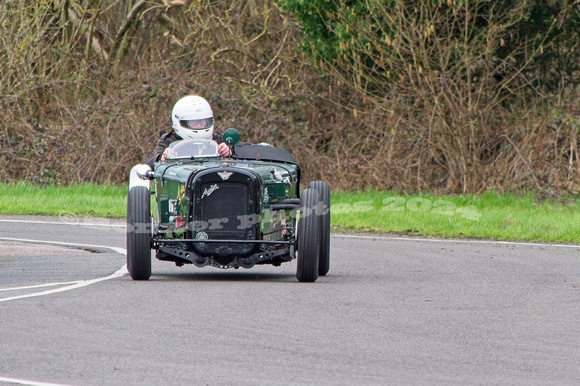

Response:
(218, 142), (231, 157)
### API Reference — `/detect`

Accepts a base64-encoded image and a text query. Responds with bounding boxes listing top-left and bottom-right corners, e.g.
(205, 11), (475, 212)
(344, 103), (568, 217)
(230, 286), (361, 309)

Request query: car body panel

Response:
(142, 139), (301, 269)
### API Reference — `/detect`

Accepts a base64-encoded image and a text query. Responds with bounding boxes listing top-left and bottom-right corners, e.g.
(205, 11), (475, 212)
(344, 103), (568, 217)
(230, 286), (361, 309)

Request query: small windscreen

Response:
(167, 139), (219, 159)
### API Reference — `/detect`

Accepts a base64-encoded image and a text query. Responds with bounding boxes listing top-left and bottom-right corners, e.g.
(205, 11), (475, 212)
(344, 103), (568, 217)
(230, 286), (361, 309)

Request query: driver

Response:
(144, 95), (231, 167)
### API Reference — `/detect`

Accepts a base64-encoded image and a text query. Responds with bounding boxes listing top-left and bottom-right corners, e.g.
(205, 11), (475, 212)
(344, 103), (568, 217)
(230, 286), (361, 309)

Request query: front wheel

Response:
(126, 186), (152, 280)
(296, 188), (320, 282)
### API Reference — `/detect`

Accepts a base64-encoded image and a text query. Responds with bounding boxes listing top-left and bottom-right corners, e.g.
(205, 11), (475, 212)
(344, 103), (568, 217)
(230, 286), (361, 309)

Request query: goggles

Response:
(179, 117), (214, 130)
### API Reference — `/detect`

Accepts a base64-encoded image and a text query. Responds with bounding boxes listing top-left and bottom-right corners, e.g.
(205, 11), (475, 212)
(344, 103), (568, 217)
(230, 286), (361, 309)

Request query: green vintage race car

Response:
(127, 129), (330, 282)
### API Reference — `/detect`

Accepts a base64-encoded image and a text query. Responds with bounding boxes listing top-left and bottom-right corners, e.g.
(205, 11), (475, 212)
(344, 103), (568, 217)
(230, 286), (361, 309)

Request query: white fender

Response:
(129, 164), (152, 190)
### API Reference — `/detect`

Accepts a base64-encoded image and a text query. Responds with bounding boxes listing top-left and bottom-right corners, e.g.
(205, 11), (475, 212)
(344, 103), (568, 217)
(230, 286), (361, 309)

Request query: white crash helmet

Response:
(171, 95), (214, 139)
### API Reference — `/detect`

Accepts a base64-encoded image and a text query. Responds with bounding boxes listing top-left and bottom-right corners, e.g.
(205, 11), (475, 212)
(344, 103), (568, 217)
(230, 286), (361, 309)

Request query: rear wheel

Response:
(126, 186), (152, 280)
(296, 188), (320, 282)
(308, 181), (331, 276)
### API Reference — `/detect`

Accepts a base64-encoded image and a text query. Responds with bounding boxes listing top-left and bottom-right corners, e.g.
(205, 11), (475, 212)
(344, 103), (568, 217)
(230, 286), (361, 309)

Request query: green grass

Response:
(331, 190), (580, 243)
(0, 182), (126, 218)
(1, 182), (579, 243)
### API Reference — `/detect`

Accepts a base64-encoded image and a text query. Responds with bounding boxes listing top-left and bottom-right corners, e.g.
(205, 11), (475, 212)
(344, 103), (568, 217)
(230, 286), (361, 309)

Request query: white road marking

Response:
(0, 376), (71, 386)
(0, 266), (127, 303)
(0, 237), (126, 254)
(0, 237), (127, 303)
(334, 234), (580, 249)
(0, 218), (125, 228)
(0, 281), (82, 292)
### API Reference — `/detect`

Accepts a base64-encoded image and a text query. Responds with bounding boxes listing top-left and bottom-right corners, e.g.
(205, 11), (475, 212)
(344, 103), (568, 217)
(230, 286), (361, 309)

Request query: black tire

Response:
(308, 181), (331, 276)
(126, 186), (152, 280)
(296, 188), (320, 282)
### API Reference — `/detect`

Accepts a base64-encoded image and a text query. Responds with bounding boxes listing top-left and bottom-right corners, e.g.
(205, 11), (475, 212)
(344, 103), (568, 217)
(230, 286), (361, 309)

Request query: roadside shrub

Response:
(0, 0), (579, 194)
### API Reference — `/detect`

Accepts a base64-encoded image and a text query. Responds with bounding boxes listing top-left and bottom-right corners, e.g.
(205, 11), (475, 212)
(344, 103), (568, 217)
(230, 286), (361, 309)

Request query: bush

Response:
(0, 0), (579, 194)
(280, 0), (580, 193)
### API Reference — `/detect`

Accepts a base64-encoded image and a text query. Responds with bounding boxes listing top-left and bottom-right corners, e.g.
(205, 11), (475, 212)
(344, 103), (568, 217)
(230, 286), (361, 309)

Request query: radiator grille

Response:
(190, 168), (261, 257)
(200, 182), (248, 236)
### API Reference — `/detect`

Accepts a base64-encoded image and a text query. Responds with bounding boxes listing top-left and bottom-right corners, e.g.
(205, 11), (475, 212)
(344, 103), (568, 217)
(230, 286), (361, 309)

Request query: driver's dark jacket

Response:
(144, 131), (224, 168)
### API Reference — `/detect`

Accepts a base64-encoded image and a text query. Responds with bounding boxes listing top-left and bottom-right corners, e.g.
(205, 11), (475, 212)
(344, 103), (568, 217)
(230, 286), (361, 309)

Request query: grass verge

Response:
(1, 183), (579, 243)
(332, 190), (580, 243)
(0, 182), (126, 218)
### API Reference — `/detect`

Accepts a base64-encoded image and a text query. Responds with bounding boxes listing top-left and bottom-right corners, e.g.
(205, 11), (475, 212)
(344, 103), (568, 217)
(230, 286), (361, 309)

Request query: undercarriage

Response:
(154, 239), (295, 269)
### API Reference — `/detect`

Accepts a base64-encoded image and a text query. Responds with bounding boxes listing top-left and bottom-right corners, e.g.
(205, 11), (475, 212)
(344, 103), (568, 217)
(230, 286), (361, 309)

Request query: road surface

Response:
(1, 215), (579, 385)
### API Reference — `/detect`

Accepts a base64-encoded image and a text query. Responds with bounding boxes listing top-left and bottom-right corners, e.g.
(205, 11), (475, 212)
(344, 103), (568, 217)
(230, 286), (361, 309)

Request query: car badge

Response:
(195, 231), (208, 247)
(217, 171), (233, 180)
(202, 184), (219, 198)
(196, 231), (208, 240)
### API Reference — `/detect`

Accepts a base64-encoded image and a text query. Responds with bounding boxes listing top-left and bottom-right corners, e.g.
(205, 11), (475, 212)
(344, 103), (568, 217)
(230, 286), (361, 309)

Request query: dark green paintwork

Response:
(151, 158), (300, 240)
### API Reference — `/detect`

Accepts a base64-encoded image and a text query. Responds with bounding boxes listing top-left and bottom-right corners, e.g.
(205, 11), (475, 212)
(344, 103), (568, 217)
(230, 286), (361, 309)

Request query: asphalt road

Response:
(0, 215), (579, 385)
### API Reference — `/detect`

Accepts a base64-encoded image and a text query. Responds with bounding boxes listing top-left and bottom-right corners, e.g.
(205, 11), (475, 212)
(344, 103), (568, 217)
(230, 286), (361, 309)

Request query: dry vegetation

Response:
(1, 0), (579, 194)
